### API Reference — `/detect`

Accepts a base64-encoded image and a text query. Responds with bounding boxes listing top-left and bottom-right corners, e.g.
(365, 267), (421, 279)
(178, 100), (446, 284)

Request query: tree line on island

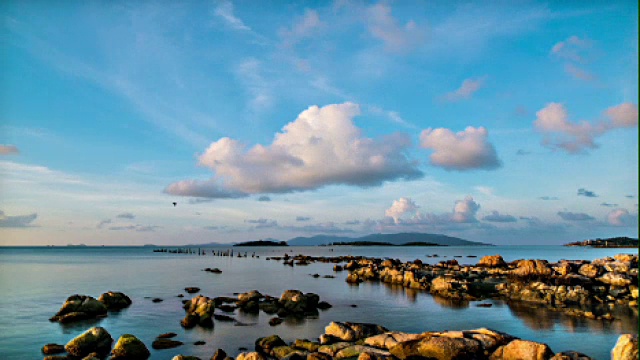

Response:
(564, 236), (638, 248)
(229, 233), (488, 247)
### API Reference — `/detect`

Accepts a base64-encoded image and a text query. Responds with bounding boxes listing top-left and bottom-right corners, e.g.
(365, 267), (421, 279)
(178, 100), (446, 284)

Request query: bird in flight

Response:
(172, 202), (177, 207)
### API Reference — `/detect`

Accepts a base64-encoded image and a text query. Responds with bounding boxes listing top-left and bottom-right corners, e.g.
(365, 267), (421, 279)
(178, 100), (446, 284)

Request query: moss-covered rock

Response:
(64, 327), (113, 358)
(50, 295), (108, 323)
(111, 334), (150, 359)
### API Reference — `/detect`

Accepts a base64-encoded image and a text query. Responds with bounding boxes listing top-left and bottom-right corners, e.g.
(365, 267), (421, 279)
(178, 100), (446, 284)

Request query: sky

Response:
(0, 0), (638, 246)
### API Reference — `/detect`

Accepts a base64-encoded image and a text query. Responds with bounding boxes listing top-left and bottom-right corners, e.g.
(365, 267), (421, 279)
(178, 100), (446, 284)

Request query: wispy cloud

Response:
(279, 9), (323, 48)
(364, 3), (426, 53)
(116, 212), (136, 220)
(443, 76), (487, 102)
(0, 210), (38, 228)
(214, 0), (251, 31)
(577, 188), (598, 198)
(557, 211), (595, 221)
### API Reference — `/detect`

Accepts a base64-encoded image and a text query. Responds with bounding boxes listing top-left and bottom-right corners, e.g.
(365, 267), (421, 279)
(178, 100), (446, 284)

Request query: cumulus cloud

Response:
(557, 211), (595, 221)
(577, 188), (598, 198)
(279, 9), (323, 47)
(385, 197), (419, 224)
(452, 196), (480, 223)
(0, 210), (37, 227)
(534, 102), (638, 153)
(166, 103), (422, 198)
(420, 126), (501, 171)
(116, 212), (135, 219)
(364, 3), (425, 53)
(0, 145), (19, 155)
(444, 76), (487, 102)
(607, 208), (637, 226)
(482, 210), (517, 223)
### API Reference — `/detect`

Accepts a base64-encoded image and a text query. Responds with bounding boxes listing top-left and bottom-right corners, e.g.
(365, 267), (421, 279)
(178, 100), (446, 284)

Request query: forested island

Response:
(564, 236), (638, 248)
(233, 240), (288, 247)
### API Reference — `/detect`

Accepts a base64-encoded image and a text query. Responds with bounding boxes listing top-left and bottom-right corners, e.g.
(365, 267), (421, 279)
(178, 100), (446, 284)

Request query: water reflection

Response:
(506, 301), (639, 333)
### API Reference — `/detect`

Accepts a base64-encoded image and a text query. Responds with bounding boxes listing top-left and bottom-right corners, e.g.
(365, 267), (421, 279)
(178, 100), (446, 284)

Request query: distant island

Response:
(329, 241), (443, 246)
(564, 236), (638, 248)
(234, 240), (288, 247)
(287, 233), (488, 246)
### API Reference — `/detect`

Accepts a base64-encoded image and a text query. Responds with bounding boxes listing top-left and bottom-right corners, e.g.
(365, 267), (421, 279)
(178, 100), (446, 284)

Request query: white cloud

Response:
(606, 103), (639, 128)
(482, 210), (517, 223)
(0, 210), (37, 228)
(564, 64), (595, 81)
(420, 126), (501, 171)
(214, 0), (251, 31)
(452, 196), (480, 223)
(444, 76), (487, 102)
(364, 3), (425, 53)
(534, 102), (638, 153)
(607, 208), (637, 226)
(166, 103), (422, 198)
(0, 145), (19, 155)
(279, 9), (323, 48)
(385, 197), (419, 224)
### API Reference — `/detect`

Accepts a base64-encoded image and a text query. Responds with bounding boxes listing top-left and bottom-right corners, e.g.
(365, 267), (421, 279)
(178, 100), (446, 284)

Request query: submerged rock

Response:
(152, 338), (184, 349)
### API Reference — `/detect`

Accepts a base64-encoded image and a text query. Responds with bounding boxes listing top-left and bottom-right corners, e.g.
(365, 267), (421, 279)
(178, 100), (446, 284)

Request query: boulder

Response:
(98, 291), (132, 310)
(111, 334), (150, 359)
(364, 332), (423, 349)
(238, 290), (263, 302)
(152, 338), (184, 349)
(611, 334), (638, 360)
(182, 295), (215, 328)
(50, 295), (108, 323)
(42, 343), (65, 354)
(237, 352), (266, 360)
(597, 273), (632, 287)
(512, 260), (551, 277)
(389, 336), (482, 360)
(65, 327), (113, 358)
(294, 339), (320, 352)
(325, 322), (356, 341)
(256, 335), (287, 356)
(335, 345), (390, 360)
(490, 339), (553, 360)
(577, 264), (600, 278)
(478, 255), (507, 268)
(211, 349), (227, 360)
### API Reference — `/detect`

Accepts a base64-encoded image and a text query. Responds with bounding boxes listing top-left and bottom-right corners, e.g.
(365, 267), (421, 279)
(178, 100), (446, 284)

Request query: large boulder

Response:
(389, 335), (482, 360)
(490, 339), (553, 360)
(325, 322), (388, 342)
(478, 255), (507, 268)
(577, 264), (600, 279)
(512, 260), (551, 277)
(182, 295), (215, 328)
(279, 290), (320, 314)
(111, 334), (150, 359)
(98, 291), (132, 310)
(255, 335), (287, 356)
(65, 327), (113, 358)
(364, 332), (423, 349)
(611, 334), (638, 360)
(50, 295), (108, 323)
(597, 273), (632, 287)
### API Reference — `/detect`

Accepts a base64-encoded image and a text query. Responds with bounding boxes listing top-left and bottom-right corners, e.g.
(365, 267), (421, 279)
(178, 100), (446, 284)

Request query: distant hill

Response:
(286, 233), (487, 246)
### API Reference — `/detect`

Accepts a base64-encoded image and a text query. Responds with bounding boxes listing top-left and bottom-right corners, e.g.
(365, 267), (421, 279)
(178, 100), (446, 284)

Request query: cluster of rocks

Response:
(42, 327), (149, 360)
(341, 254), (638, 318)
(49, 292), (132, 323)
(229, 321), (638, 360)
(180, 290), (333, 329)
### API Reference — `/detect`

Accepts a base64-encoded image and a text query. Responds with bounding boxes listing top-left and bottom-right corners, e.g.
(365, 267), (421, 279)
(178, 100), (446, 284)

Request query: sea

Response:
(0, 245), (637, 360)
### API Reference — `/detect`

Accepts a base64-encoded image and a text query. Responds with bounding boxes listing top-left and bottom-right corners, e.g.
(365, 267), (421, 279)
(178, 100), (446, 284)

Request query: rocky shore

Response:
(41, 252), (638, 360)
(43, 321), (637, 360)
(267, 253), (638, 320)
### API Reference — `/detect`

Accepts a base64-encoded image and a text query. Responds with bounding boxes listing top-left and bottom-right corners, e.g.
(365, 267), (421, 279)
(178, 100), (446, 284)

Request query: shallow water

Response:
(0, 245), (637, 360)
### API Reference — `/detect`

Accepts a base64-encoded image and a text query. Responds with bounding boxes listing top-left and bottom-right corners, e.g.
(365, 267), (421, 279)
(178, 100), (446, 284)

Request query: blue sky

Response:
(0, 0), (637, 246)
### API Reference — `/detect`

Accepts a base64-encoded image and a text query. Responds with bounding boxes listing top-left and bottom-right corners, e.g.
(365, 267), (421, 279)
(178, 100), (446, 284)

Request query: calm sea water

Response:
(0, 246), (637, 360)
